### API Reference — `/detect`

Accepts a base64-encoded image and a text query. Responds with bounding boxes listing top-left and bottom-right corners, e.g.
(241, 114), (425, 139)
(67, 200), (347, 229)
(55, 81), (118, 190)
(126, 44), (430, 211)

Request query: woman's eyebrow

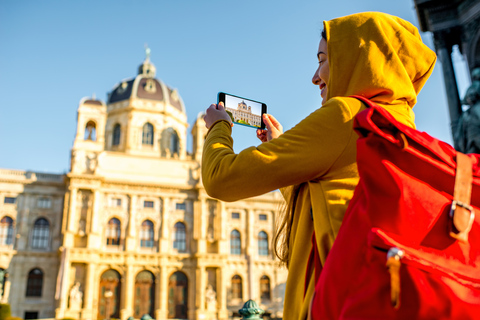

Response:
(317, 51), (327, 58)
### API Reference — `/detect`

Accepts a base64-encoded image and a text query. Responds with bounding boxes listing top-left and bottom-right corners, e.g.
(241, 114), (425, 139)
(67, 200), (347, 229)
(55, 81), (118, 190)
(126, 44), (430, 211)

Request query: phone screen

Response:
(218, 92), (267, 129)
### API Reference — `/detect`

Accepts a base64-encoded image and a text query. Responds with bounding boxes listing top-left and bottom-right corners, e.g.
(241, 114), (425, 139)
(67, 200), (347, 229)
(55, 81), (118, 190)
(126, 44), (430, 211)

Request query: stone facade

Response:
(0, 52), (287, 320)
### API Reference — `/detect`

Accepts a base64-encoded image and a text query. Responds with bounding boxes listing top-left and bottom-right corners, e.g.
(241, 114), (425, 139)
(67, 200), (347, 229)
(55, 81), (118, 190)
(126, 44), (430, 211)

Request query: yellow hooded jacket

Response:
(202, 12), (436, 320)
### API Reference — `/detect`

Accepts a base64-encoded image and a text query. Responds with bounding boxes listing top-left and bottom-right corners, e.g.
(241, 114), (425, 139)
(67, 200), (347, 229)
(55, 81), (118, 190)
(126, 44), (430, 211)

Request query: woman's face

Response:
(312, 38), (329, 104)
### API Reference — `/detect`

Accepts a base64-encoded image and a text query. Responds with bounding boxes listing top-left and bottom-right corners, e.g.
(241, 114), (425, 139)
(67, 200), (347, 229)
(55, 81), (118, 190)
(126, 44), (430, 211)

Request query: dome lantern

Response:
(138, 46), (156, 78)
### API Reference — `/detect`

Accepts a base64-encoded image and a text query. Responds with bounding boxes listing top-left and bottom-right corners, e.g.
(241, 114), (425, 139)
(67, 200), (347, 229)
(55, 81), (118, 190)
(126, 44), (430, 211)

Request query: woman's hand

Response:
(204, 102), (233, 129)
(256, 114), (283, 142)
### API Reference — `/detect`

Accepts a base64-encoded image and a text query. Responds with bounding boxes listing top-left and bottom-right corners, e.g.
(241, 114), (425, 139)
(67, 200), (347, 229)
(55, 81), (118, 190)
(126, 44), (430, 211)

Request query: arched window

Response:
(112, 124), (121, 146)
(161, 128), (180, 157)
(258, 231), (269, 256)
(231, 275), (243, 300)
(31, 218), (49, 249)
(99, 269), (121, 319)
(260, 275), (271, 301)
(170, 130), (179, 155)
(26, 268), (43, 297)
(106, 218), (121, 246)
(0, 216), (14, 245)
(140, 220), (154, 248)
(230, 230), (241, 255)
(134, 271), (155, 317)
(142, 123), (154, 145)
(168, 271), (188, 319)
(173, 222), (186, 252)
(84, 120), (97, 141)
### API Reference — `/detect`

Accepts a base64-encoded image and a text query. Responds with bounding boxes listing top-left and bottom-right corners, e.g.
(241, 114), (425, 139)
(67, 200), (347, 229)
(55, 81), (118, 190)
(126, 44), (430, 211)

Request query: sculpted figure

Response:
(205, 284), (217, 310)
(69, 282), (83, 309)
(454, 67), (480, 153)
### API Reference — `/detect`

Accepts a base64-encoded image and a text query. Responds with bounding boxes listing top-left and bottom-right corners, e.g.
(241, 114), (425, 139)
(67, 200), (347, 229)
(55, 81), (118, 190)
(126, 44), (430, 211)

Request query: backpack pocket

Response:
(367, 228), (480, 319)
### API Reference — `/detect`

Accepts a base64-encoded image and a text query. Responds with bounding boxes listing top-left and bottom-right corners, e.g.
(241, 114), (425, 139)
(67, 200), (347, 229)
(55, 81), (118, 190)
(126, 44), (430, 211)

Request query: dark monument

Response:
(414, 0), (480, 151)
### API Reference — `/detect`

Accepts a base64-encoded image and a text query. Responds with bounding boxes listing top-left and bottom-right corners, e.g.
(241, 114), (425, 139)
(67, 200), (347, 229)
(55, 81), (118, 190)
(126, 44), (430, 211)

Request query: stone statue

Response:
(69, 282), (83, 309)
(454, 67), (480, 154)
(205, 284), (217, 310)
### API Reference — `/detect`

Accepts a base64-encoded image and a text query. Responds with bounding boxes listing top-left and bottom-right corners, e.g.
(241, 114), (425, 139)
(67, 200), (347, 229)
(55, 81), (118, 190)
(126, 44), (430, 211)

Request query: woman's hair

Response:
(321, 29), (326, 40)
(273, 187), (297, 267)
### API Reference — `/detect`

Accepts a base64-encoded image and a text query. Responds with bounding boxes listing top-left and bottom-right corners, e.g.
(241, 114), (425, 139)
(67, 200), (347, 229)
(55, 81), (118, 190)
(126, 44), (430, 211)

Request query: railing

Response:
(0, 169), (64, 183)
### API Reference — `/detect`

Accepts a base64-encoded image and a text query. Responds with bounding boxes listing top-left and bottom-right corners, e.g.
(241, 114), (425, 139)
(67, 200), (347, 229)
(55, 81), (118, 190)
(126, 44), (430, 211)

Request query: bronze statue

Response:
(454, 68), (480, 154)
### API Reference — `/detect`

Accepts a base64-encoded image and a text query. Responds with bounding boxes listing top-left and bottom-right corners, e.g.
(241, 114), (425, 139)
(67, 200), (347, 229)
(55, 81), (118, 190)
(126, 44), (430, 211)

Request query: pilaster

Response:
(125, 195), (138, 251)
(65, 188), (78, 247)
(217, 267), (228, 320)
(157, 264), (168, 319)
(88, 190), (102, 248)
(121, 265), (135, 319)
(160, 197), (170, 252)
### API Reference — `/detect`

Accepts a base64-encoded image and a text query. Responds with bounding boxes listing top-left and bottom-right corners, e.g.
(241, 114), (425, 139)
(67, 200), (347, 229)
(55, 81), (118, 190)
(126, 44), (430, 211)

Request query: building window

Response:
(26, 268), (43, 297)
(259, 214), (267, 221)
(0, 216), (14, 246)
(231, 212), (240, 219)
(142, 123), (154, 145)
(140, 220), (154, 248)
(175, 202), (186, 210)
(231, 275), (243, 300)
(230, 230), (241, 255)
(144, 200), (154, 208)
(260, 275), (271, 301)
(106, 218), (121, 246)
(84, 120), (97, 141)
(31, 218), (49, 249)
(37, 198), (52, 209)
(173, 222), (186, 252)
(258, 231), (269, 256)
(112, 198), (122, 207)
(3, 197), (16, 204)
(170, 130), (179, 155)
(112, 124), (121, 146)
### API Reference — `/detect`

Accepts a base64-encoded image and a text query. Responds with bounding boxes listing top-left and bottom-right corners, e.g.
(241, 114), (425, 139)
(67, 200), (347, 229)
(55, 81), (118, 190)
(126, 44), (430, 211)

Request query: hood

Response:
(324, 12), (436, 127)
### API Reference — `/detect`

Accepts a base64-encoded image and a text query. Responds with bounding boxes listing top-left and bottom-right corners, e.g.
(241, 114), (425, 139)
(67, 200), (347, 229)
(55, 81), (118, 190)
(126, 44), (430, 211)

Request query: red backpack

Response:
(310, 97), (480, 319)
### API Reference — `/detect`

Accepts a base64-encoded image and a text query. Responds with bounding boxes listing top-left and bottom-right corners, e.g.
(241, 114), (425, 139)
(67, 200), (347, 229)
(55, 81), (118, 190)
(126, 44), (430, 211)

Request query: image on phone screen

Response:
(218, 92), (267, 129)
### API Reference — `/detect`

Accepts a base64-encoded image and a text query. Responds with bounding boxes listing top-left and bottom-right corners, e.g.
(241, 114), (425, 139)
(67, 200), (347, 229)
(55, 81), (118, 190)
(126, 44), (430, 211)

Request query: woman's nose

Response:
(312, 68), (320, 85)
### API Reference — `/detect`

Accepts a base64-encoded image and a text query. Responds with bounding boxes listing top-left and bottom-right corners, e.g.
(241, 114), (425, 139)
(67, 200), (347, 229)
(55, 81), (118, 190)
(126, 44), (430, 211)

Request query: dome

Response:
(107, 48), (185, 113)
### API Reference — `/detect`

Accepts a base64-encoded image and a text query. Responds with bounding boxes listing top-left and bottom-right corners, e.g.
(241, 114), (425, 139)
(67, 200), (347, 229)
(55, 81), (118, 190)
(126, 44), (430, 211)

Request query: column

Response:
(65, 188), (78, 247)
(218, 202), (228, 254)
(196, 266), (206, 311)
(125, 195), (137, 251)
(434, 31), (462, 144)
(157, 265), (169, 319)
(83, 262), (96, 312)
(67, 188), (78, 232)
(88, 190), (102, 248)
(121, 265), (135, 319)
(55, 248), (71, 319)
(160, 198), (170, 252)
(217, 267), (228, 320)
(246, 209), (255, 300)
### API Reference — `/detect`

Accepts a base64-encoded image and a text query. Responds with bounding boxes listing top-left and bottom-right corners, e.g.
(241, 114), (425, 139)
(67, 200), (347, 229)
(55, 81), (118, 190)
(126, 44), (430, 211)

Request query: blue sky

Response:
(0, 0), (470, 173)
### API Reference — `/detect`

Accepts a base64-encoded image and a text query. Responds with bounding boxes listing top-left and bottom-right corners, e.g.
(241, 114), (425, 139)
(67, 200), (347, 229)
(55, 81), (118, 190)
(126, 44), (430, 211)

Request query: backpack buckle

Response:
(449, 200), (475, 243)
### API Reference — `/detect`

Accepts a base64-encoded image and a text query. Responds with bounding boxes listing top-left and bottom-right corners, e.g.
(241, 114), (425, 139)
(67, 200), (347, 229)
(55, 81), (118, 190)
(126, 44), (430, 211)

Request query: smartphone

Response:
(218, 92), (267, 129)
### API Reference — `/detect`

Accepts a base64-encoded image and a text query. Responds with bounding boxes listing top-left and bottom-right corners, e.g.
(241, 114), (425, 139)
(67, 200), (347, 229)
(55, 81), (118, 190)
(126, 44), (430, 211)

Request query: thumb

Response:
(266, 114), (282, 130)
(217, 101), (226, 111)
(263, 114), (274, 130)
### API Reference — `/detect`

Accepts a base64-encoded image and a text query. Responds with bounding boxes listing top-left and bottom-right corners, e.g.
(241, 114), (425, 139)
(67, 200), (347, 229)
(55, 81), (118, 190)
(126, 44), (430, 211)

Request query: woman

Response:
(202, 12), (436, 319)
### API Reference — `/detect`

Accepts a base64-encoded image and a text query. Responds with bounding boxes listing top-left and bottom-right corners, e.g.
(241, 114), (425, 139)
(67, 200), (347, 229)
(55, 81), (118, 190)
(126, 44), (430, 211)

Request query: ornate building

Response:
(0, 50), (287, 320)
(414, 0), (480, 144)
(226, 101), (262, 128)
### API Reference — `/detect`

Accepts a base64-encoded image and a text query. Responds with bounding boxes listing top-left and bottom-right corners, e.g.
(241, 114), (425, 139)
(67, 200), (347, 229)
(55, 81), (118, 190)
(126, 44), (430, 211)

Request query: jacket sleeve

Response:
(201, 97), (362, 201)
